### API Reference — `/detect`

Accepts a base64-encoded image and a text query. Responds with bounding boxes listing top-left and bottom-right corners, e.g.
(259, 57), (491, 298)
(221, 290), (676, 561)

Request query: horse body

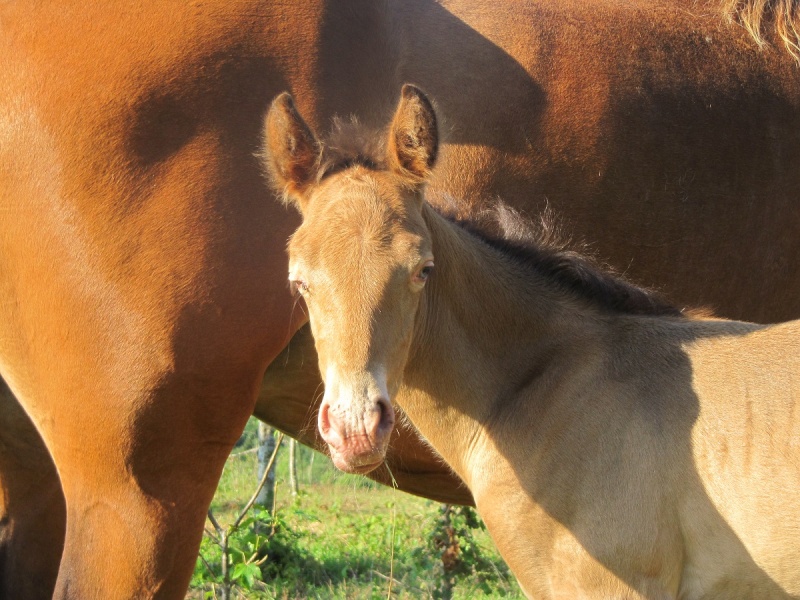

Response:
(1, 5), (302, 597)
(407, 0), (800, 323)
(456, 313), (800, 598)
(2, 0), (800, 596)
(680, 321), (800, 595)
(267, 86), (800, 598)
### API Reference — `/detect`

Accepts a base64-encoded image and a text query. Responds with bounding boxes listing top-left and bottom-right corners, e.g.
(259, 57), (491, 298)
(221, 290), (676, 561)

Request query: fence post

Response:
(288, 439), (299, 497)
(256, 423), (278, 510)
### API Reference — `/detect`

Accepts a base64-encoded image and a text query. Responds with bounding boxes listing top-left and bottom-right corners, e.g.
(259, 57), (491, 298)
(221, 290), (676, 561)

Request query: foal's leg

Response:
(0, 380), (64, 600)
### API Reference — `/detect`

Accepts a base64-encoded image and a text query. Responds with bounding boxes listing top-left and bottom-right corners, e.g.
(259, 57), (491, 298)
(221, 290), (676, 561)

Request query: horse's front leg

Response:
(0, 200), (299, 599)
(13, 360), (260, 599)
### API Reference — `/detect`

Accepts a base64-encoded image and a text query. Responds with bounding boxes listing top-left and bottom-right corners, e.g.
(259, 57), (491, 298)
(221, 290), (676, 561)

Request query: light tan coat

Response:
(266, 85), (800, 598)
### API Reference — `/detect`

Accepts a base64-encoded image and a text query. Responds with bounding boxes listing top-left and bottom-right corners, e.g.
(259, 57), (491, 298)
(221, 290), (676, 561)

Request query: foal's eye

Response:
(290, 280), (309, 296)
(413, 260), (435, 286)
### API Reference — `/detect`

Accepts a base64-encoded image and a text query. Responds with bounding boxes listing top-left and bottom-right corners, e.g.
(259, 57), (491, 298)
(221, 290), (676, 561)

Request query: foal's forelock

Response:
(317, 119), (388, 181)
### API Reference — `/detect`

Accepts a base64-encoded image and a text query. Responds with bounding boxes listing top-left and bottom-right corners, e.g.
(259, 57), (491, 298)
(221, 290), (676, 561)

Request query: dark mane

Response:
(443, 203), (685, 318)
(318, 119), (683, 318)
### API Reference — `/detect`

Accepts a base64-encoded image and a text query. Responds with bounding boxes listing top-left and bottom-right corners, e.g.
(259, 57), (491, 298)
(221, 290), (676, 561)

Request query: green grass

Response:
(187, 419), (523, 599)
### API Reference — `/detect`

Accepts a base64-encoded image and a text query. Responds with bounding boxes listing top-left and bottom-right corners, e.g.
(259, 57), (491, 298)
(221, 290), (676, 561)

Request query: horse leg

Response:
(0, 379), (65, 600)
(24, 372), (260, 600)
(0, 336), (318, 600)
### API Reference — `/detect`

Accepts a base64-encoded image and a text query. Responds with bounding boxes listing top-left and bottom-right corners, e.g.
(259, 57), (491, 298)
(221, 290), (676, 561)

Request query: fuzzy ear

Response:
(387, 84), (438, 183)
(262, 92), (322, 210)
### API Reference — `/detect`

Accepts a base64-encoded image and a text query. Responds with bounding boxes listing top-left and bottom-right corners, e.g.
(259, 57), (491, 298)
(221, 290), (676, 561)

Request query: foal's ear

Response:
(387, 84), (438, 184)
(262, 92), (322, 211)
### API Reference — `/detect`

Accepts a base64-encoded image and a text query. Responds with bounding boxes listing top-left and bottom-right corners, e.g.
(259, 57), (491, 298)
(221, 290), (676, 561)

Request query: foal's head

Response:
(263, 85), (439, 473)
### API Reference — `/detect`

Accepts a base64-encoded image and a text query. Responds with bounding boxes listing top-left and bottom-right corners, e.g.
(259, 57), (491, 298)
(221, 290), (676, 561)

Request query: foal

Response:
(262, 86), (800, 599)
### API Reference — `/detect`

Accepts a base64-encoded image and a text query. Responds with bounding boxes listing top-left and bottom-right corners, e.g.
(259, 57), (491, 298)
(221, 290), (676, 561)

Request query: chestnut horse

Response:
(2, 0), (800, 598)
(266, 85), (800, 599)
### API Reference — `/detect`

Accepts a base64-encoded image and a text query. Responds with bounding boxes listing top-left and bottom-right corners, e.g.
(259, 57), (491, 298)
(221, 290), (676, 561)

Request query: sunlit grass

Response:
(188, 418), (523, 599)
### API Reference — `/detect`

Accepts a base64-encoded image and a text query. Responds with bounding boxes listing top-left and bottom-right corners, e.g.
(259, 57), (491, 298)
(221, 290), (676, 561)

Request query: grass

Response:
(187, 419), (523, 599)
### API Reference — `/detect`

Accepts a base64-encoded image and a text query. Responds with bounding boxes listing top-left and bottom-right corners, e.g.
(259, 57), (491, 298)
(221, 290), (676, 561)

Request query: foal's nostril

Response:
(373, 396), (395, 436)
(318, 401), (330, 433)
(318, 401), (345, 450)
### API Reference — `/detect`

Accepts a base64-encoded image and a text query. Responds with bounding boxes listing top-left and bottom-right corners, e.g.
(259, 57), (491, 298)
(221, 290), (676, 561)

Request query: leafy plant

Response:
(199, 433), (284, 600)
(426, 504), (513, 599)
(189, 417), (523, 599)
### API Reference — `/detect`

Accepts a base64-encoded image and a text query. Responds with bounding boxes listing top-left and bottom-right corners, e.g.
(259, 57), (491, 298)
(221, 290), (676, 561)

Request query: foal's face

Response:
(288, 171), (433, 472)
(263, 84), (439, 472)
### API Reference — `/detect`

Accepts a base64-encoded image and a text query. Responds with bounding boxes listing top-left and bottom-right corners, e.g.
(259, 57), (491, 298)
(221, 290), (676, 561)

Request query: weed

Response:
(189, 418), (522, 599)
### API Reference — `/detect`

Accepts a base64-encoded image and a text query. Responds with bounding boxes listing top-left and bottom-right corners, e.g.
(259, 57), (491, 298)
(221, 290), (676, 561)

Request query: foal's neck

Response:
(399, 205), (604, 486)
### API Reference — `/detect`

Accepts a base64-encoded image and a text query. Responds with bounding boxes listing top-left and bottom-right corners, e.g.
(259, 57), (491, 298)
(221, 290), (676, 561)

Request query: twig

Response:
(386, 464), (399, 599)
(372, 570), (405, 588)
(199, 553), (216, 577)
(372, 570), (427, 595)
(204, 526), (221, 545)
(232, 432), (284, 530)
(207, 509), (224, 537)
(387, 501), (396, 598)
(201, 433), (284, 600)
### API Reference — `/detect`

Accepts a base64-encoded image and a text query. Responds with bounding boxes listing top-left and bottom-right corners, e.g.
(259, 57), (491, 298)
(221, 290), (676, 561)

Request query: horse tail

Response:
(722, 0), (800, 61)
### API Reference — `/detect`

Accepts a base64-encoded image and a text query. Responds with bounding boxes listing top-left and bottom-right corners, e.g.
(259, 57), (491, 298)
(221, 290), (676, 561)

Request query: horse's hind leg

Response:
(0, 378), (65, 600)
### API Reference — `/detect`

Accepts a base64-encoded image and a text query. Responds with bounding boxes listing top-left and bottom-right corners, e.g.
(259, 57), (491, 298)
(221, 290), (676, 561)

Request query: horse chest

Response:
(474, 479), (684, 599)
